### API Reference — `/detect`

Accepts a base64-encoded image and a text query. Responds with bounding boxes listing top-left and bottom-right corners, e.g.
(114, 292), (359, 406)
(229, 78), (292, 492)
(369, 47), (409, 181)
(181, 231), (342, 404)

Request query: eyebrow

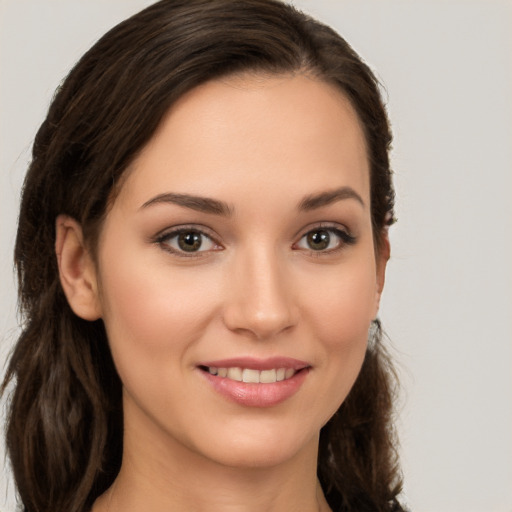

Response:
(140, 192), (233, 216)
(298, 186), (365, 211)
(140, 185), (364, 216)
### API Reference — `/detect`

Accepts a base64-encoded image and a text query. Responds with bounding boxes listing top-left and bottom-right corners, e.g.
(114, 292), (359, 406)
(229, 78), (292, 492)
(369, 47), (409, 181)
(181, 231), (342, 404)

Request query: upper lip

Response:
(198, 357), (310, 371)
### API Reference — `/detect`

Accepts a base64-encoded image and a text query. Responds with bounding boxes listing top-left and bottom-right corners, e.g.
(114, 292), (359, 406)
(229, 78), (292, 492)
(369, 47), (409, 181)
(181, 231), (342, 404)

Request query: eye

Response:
(295, 227), (356, 253)
(157, 228), (220, 256)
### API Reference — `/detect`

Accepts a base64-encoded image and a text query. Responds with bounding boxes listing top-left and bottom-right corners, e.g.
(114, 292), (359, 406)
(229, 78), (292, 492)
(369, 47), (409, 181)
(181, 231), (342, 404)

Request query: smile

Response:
(198, 358), (310, 407)
(202, 366), (297, 383)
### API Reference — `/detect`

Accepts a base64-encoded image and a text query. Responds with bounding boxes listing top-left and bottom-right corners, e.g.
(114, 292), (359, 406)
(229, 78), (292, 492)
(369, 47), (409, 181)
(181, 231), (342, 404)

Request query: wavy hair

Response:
(2, 1), (401, 511)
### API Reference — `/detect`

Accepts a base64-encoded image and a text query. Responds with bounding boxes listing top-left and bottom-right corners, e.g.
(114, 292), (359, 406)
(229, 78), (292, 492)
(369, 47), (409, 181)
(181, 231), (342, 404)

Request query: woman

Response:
(2, 1), (403, 511)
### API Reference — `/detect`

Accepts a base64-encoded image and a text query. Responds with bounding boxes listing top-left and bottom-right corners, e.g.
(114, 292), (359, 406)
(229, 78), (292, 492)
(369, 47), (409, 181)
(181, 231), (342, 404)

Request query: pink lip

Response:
(197, 357), (311, 408)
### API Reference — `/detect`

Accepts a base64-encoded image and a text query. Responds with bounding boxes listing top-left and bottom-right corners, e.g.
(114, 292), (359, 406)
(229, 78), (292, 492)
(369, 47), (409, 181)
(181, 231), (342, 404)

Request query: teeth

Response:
(207, 366), (297, 383)
(242, 369), (260, 383)
(259, 369), (277, 383)
(227, 367), (243, 381)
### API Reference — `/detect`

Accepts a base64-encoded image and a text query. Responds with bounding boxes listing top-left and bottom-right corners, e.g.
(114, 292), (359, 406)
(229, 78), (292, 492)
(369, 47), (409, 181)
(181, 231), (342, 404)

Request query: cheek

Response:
(97, 246), (221, 367)
(301, 255), (377, 416)
(304, 255), (377, 346)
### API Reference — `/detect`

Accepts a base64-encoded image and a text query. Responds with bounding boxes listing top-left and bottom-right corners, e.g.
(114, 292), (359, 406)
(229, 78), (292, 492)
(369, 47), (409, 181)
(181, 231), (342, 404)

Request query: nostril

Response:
(221, 261), (299, 339)
(223, 307), (298, 340)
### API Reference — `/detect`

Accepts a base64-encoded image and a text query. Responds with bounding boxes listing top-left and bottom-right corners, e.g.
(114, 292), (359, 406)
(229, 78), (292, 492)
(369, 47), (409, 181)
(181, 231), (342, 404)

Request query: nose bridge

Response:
(223, 241), (297, 339)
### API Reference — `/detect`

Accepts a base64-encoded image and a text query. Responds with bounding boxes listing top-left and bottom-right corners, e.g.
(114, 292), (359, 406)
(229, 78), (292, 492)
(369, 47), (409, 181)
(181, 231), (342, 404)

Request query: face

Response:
(94, 73), (386, 469)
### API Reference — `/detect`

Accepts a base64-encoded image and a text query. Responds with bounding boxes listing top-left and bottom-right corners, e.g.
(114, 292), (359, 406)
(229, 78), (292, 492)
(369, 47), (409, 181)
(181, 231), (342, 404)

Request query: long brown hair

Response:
(2, 1), (401, 511)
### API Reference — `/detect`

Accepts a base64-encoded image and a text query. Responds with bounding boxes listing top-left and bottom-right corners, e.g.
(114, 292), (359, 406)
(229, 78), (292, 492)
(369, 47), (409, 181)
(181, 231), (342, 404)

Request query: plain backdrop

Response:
(1, 1), (511, 511)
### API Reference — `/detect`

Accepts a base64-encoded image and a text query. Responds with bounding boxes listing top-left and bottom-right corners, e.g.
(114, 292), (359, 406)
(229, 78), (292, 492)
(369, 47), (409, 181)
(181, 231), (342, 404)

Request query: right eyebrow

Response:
(298, 186), (365, 211)
(140, 192), (233, 216)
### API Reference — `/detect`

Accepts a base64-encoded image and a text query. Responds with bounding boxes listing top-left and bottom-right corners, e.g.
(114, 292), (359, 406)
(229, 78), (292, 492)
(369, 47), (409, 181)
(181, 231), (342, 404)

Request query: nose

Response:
(222, 246), (299, 340)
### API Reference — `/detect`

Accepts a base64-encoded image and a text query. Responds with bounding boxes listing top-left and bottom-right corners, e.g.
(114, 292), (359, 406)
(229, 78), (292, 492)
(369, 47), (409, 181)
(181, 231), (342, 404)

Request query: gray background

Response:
(1, 1), (511, 511)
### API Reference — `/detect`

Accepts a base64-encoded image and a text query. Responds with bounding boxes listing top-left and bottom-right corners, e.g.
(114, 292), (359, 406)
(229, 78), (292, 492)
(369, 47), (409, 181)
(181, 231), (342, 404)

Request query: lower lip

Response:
(200, 369), (309, 408)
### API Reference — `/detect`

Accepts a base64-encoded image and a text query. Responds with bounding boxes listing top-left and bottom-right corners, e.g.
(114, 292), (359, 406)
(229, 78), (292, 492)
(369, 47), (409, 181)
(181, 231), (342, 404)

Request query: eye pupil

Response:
(178, 232), (202, 252)
(307, 230), (330, 250)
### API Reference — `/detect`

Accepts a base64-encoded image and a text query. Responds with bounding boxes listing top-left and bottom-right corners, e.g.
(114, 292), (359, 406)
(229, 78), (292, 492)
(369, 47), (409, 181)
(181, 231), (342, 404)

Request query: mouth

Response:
(197, 358), (310, 407)
(199, 365), (299, 383)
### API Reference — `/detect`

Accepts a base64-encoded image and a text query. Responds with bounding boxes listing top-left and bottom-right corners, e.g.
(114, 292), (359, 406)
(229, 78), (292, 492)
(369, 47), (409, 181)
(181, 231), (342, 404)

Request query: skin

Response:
(56, 72), (388, 512)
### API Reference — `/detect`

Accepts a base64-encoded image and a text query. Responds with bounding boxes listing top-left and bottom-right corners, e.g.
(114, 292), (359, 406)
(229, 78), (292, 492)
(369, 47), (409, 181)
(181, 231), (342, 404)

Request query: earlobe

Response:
(55, 215), (102, 321)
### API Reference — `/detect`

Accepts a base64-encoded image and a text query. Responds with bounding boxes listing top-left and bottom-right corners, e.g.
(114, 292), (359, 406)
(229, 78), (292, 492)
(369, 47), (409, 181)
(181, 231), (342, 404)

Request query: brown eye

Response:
(306, 230), (331, 251)
(178, 231), (203, 252)
(295, 227), (356, 253)
(158, 228), (218, 256)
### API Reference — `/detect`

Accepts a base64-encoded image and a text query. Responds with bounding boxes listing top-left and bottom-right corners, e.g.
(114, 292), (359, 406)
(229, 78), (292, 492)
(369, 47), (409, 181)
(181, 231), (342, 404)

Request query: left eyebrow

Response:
(298, 186), (365, 211)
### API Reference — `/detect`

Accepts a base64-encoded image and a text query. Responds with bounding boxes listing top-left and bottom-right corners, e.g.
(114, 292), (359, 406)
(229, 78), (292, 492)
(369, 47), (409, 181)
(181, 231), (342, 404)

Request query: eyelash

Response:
(154, 224), (356, 258)
(154, 225), (221, 258)
(294, 225), (356, 256)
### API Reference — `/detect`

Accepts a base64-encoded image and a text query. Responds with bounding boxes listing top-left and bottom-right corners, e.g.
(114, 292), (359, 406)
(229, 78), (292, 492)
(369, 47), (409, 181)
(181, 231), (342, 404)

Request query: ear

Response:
(373, 232), (390, 319)
(55, 215), (102, 321)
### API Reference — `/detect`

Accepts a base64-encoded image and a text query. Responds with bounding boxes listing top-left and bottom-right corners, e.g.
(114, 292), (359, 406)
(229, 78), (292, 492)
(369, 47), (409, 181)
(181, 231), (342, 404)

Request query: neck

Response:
(94, 407), (330, 512)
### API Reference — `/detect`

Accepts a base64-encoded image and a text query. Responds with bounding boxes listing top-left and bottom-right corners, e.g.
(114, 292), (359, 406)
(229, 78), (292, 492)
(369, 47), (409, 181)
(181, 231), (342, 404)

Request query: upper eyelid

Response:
(294, 224), (356, 250)
(294, 222), (351, 239)
(152, 222), (353, 247)
(154, 224), (219, 241)
(154, 226), (221, 258)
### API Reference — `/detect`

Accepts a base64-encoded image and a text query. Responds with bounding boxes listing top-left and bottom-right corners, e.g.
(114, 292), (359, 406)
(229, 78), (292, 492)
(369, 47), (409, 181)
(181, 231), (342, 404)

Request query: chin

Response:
(189, 418), (320, 470)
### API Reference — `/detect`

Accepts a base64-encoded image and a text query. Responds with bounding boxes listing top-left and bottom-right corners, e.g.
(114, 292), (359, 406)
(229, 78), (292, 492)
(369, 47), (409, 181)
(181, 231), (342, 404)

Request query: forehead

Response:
(117, 73), (370, 210)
